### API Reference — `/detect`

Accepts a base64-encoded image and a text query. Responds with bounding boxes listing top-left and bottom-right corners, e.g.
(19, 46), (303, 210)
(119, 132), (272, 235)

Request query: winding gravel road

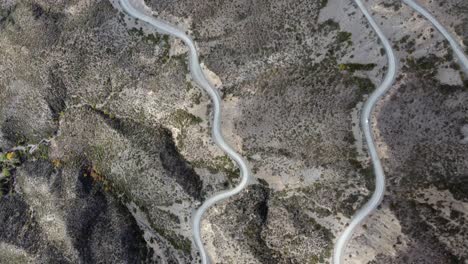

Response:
(119, 0), (250, 263)
(403, 0), (468, 72)
(335, 1), (468, 263)
(118, 0), (468, 263)
(333, 0), (397, 263)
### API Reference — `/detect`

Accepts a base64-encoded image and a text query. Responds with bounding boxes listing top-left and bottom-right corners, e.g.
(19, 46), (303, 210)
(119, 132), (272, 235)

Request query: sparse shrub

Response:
(338, 63), (376, 72)
(336, 31), (352, 44)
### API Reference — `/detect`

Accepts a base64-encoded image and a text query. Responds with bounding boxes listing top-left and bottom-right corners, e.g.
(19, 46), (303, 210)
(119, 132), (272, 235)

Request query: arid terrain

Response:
(0, 0), (467, 263)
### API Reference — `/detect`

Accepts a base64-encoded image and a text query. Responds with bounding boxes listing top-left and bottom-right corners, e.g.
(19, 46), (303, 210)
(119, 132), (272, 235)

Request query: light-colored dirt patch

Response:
(201, 63), (223, 89)
(461, 124), (468, 144)
(345, 205), (408, 264)
(0, 243), (35, 264)
(436, 67), (464, 86)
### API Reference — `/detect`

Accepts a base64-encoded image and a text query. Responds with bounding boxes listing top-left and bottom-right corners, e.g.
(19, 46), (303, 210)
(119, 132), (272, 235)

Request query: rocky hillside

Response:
(0, 0), (467, 263)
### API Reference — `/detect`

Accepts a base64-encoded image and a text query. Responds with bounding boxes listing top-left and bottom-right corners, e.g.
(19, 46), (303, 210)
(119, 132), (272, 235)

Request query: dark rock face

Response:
(46, 65), (68, 121)
(1, 160), (151, 263)
(66, 166), (151, 264)
(0, 195), (45, 258)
